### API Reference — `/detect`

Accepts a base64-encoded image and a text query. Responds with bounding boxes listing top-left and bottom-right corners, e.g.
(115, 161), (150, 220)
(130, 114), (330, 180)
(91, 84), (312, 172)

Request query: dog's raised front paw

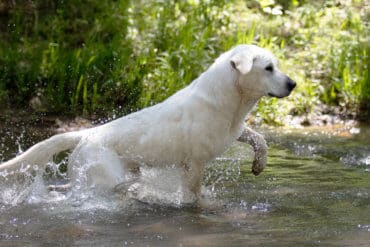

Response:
(252, 159), (266, 176)
(251, 149), (267, 176)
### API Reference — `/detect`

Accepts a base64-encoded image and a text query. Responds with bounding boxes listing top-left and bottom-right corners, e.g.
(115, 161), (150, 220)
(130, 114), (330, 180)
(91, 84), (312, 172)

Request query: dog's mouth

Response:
(268, 92), (285, 98)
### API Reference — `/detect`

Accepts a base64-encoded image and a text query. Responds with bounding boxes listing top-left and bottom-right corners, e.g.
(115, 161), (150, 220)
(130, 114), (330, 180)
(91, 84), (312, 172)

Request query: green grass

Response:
(0, 0), (368, 121)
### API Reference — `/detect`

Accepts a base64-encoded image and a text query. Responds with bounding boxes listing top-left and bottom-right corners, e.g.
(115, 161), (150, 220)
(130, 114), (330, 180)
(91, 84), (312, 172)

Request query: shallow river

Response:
(0, 122), (369, 246)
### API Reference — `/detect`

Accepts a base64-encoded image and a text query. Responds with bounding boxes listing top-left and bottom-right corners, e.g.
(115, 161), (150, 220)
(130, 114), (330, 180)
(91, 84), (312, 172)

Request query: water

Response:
(0, 122), (369, 246)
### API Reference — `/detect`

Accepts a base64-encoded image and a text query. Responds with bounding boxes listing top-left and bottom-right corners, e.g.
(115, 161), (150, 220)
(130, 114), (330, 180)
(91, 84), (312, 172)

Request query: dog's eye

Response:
(265, 65), (274, 72)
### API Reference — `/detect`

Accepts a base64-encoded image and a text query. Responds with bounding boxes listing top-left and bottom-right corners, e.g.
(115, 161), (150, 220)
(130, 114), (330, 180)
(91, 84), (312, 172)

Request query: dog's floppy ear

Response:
(230, 52), (254, 75)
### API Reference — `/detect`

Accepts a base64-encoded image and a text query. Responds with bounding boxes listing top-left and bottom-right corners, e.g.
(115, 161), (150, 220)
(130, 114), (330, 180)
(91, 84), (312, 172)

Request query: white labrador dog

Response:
(0, 45), (295, 197)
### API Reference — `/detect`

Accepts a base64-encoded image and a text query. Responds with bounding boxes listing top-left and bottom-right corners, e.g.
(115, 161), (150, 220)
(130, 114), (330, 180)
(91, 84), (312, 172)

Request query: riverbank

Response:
(1, 107), (367, 139)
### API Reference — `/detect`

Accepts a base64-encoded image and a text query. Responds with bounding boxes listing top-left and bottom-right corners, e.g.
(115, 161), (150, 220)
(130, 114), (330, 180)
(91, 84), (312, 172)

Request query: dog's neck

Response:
(230, 83), (260, 134)
(232, 73), (262, 125)
(191, 65), (260, 133)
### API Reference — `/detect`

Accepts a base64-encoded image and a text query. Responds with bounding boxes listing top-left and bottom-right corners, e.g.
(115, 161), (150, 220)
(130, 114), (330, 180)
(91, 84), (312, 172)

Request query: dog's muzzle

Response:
(268, 76), (296, 98)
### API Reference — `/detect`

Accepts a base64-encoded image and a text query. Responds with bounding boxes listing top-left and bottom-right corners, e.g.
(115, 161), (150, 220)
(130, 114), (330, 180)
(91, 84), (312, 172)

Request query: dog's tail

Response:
(0, 131), (85, 173)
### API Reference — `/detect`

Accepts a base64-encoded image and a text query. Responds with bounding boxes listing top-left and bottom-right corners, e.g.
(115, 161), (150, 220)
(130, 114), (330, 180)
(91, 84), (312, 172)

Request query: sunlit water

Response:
(0, 123), (369, 246)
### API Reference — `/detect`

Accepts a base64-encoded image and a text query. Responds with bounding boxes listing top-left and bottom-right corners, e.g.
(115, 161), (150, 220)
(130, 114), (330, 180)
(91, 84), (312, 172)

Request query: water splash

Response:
(126, 165), (197, 206)
(0, 166), (39, 206)
(0, 158), (199, 209)
(15, 132), (25, 156)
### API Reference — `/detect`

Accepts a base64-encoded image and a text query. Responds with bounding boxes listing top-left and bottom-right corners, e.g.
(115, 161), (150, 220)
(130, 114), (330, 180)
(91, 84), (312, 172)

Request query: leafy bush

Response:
(0, 0), (137, 114)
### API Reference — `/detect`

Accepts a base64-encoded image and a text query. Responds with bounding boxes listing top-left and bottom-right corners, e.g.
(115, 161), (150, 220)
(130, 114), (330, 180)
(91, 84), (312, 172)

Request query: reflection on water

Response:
(0, 123), (369, 246)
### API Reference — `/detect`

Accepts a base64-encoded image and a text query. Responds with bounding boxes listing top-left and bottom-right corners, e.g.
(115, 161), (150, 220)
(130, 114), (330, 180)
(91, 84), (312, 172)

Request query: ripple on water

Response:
(1, 125), (370, 246)
(358, 224), (370, 232)
(340, 154), (370, 171)
(251, 202), (271, 212)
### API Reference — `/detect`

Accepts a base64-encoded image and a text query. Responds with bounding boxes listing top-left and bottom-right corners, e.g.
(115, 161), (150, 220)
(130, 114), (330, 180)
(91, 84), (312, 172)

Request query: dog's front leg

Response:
(184, 162), (203, 197)
(237, 127), (267, 175)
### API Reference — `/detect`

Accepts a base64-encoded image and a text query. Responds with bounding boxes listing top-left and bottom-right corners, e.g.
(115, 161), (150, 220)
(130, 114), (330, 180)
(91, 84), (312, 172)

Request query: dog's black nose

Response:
(286, 77), (296, 91)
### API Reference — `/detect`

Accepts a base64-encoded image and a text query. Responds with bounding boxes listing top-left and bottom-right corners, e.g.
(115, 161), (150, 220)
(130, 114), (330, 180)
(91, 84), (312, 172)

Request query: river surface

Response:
(0, 121), (369, 246)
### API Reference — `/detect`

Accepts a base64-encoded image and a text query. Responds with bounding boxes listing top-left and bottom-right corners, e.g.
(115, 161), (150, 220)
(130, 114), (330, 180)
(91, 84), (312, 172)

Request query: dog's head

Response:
(230, 45), (296, 98)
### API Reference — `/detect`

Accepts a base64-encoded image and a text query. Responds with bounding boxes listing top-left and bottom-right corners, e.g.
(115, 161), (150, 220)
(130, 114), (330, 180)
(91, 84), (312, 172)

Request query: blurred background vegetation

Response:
(0, 0), (368, 124)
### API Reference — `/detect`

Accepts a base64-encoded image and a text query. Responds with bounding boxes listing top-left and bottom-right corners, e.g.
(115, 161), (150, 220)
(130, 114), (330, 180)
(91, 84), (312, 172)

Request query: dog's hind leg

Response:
(67, 144), (128, 190)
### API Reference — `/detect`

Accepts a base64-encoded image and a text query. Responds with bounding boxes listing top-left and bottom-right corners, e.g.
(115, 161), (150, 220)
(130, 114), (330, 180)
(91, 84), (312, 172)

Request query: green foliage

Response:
(0, 0), (368, 121)
(0, 0), (137, 114)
